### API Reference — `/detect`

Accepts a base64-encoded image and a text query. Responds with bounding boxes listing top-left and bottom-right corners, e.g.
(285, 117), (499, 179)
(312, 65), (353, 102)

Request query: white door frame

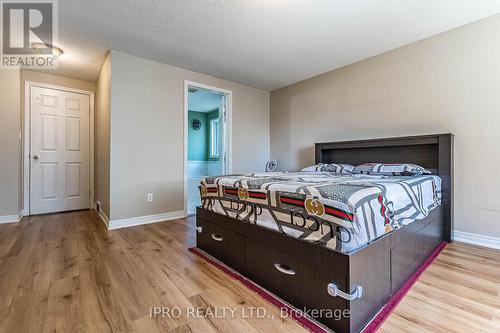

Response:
(23, 81), (95, 216)
(183, 80), (233, 216)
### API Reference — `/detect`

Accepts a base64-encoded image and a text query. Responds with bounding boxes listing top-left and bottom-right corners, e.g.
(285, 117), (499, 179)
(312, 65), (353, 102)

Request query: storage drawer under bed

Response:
(245, 237), (304, 305)
(196, 218), (245, 272)
(390, 215), (444, 294)
(195, 207), (442, 333)
(196, 212), (357, 333)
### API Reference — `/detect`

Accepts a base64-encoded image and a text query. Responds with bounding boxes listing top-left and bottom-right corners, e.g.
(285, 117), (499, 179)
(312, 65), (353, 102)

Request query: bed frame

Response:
(195, 133), (453, 333)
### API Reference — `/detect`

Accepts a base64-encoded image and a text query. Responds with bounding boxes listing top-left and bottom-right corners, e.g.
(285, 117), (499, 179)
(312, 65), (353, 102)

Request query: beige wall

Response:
(95, 54), (112, 217)
(22, 70), (95, 92)
(109, 51), (270, 221)
(1, 53), (269, 222)
(270, 14), (500, 238)
(0, 69), (21, 216)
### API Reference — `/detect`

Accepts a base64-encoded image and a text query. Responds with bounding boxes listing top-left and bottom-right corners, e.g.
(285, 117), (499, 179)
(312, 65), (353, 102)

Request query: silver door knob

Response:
(32, 154), (39, 160)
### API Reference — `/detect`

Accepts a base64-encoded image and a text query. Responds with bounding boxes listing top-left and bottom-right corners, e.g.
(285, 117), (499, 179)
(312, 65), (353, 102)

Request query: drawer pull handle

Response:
(211, 234), (223, 242)
(196, 226), (203, 233)
(327, 283), (363, 301)
(274, 263), (296, 276)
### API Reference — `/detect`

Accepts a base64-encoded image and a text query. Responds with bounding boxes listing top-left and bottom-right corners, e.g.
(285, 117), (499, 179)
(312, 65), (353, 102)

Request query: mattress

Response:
(199, 172), (441, 253)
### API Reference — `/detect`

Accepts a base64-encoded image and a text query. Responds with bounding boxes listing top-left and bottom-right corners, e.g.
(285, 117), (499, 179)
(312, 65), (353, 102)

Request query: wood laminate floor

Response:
(0, 210), (498, 332)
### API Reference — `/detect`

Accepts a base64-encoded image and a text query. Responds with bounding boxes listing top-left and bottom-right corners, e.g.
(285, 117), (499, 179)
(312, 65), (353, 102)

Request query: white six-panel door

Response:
(30, 86), (90, 214)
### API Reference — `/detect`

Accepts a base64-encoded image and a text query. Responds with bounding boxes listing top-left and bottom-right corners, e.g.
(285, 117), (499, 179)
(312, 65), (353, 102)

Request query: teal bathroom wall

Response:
(188, 109), (221, 161)
(188, 111), (208, 161)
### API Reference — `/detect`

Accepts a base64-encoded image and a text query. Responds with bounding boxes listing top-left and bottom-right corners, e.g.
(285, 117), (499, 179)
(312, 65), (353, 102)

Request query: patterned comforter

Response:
(199, 172), (441, 253)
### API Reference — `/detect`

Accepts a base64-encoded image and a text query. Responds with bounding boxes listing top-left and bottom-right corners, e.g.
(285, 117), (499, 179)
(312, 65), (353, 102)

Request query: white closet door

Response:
(30, 86), (90, 214)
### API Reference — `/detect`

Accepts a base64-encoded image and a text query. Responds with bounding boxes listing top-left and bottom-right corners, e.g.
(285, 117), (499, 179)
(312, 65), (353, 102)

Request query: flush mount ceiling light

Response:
(31, 43), (64, 58)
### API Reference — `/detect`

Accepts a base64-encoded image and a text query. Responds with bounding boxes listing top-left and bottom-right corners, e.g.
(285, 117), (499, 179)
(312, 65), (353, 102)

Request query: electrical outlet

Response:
(147, 193), (154, 202)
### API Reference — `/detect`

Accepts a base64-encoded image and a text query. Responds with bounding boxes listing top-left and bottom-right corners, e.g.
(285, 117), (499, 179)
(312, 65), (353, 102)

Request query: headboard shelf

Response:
(315, 135), (439, 151)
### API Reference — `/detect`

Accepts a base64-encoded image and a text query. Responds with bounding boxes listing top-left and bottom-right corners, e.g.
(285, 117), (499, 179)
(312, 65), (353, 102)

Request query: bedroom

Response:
(0, 1), (499, 332)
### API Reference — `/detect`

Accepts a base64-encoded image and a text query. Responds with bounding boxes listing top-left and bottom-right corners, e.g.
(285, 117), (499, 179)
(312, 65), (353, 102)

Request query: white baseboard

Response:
(107, 211), (186, 230)
(0, 211), (23, 224)
(96, 207), (110, 228)
(454, 230), (500, 250)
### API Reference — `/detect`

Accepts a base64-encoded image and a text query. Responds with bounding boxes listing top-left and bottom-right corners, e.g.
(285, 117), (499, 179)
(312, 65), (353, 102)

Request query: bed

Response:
(195, 134), (453, 333)
(200, 172), (442, 253)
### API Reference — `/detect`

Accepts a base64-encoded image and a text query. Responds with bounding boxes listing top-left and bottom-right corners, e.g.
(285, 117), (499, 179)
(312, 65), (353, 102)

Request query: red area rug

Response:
(188, 241), (446, 333)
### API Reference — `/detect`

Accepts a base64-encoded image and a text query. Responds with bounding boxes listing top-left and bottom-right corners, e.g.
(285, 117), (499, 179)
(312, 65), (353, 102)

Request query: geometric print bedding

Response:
(301, 163), (354, 174)
(199, 172), (441, 253)
(352, 163), (431, 176)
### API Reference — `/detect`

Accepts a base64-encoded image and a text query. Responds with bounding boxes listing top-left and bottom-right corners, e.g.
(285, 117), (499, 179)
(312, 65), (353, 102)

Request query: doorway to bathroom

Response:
(184, 81), (232, 216)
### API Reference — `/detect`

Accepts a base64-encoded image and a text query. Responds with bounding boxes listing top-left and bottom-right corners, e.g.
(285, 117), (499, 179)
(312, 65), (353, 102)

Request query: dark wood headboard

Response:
(315, 133), (454, 241)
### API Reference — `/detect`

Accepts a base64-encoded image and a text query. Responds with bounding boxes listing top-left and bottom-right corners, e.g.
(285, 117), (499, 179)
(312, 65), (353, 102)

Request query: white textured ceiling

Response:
(52, 0), (500, 90)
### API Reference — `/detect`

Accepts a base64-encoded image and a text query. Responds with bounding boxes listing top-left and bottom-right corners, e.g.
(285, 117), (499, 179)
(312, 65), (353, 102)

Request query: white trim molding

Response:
(107, 211), (185, 230)
(454, 230), (500, 250)
(183, 80), (233, 217)
(0, 211), (24, 224)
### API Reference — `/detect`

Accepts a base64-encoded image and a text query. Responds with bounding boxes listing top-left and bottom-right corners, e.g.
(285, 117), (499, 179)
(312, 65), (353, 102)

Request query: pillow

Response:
(301, 163), (354, 174)
(352, 163), (431, 176)
(322, 163), (354, 174)
(301, 163), (326, 172)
